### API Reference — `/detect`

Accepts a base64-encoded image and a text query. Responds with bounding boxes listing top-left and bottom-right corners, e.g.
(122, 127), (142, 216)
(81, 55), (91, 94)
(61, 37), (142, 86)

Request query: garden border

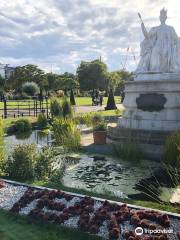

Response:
(2, 178), (180, 219)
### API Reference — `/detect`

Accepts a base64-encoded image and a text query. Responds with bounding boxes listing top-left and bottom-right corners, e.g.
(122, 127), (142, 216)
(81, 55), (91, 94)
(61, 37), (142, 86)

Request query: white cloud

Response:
(0, 0), (179, 73)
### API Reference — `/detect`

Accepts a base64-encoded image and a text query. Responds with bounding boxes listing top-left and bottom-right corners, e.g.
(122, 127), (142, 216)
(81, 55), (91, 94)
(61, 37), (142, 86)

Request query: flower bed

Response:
(0, 180), (179, 240)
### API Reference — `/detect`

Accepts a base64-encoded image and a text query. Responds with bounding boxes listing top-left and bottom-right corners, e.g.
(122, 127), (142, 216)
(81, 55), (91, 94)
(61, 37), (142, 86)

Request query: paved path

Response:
(74, 104), (123, 113)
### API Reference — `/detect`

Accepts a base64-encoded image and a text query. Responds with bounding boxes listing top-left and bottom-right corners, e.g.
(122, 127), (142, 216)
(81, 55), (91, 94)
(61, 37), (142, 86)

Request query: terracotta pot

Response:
(93, 131), (107, 145)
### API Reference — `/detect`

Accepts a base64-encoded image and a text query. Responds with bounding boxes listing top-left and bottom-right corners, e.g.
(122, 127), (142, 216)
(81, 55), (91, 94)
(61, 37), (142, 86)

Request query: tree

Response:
(0, 75), (5, 98)
(46, 72), (79, 93)
(107, 70), (133, 95)
(0, 75), (5, 89)
(46, 73), (61, 91)
(77, 59), (108, 91)
(59, 73), (79, 92)
(8, 64), (47, 92)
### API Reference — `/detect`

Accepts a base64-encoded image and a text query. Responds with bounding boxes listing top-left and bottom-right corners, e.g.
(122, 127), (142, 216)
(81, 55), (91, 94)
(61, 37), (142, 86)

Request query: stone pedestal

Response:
(118, 78), (180, 131)
(108, 74), (180, 160)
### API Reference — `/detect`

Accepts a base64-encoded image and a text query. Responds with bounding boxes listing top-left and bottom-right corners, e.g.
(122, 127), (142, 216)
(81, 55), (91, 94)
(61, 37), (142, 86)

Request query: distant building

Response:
(0, 63), (15, 80)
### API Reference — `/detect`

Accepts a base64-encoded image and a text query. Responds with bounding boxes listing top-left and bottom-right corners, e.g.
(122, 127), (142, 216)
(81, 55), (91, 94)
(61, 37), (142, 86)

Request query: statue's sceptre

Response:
(138, 12), (149, 39)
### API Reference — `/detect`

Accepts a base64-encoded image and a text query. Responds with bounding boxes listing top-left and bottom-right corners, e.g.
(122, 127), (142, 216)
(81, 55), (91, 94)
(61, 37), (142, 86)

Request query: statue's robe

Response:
(136, 24), (180, 73)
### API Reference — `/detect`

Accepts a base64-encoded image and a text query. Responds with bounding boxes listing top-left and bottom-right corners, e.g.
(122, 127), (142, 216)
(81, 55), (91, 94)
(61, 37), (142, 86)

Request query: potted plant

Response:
(93, 122), (107, 145)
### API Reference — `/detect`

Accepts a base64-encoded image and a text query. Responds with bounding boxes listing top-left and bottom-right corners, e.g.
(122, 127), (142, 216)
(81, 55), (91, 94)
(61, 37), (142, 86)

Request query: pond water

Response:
(4, 129), (53, 153)
(62, 155), (161, 200)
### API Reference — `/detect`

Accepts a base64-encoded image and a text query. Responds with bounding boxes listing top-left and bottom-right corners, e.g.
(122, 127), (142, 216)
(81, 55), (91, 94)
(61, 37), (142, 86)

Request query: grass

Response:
(0, 209), (101, 240)
(0, 96), (121, 108)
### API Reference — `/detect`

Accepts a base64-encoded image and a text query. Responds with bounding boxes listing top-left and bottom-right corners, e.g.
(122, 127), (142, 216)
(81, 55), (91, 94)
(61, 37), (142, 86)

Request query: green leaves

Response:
(8, 64), (47, 91)
(77, 59), (108, 91)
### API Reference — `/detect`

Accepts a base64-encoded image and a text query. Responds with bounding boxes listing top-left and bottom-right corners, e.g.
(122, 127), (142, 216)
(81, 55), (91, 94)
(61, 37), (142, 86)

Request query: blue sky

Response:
(0, 0), (179, 73)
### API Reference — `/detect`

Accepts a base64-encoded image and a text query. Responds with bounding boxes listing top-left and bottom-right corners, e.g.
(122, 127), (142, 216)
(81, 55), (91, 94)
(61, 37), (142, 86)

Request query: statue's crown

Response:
(160, 8), (167, 17)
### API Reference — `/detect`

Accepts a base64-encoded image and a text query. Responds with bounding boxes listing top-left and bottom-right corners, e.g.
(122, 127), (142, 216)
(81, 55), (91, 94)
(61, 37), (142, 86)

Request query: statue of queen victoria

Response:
(136, 8), (180, 73)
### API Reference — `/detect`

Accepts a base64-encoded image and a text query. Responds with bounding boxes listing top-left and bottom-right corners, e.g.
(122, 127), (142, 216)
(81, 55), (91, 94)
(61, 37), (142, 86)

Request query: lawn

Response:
(0, 96), (121, 108)
(0, 209), (101, 240)
(75, 96), (121, 106)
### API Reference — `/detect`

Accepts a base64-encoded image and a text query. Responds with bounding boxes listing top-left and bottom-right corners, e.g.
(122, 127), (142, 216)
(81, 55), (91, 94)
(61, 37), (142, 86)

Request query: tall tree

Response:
(46, 72), (79, 92)
(0, 75), (5, 90)
(108, 70), (133, 95)
(77, 59), (108, 91)
(8, 64), (47, 92)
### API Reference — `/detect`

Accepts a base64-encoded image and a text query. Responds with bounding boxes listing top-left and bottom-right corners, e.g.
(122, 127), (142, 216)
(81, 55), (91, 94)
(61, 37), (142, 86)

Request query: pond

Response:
(3, 130), (179, 203)
(4, 129), (53, 153)
(62, 154), (163, 200)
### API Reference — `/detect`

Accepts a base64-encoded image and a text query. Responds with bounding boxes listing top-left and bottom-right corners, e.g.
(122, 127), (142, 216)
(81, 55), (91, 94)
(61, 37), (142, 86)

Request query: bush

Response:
(62, 99), (73, 118)
(52, 118), (80, 151)
(164, 130), (180, 168)
(6, 144), (37, 180)
(75, 113), (92, 127)
(113, 141), (143, 162)
(93, 122), (107, 131)
(15, 119), (32, 133)
(50, 98), (62, 117)
(34, 147), (54, 180)
(92, 113), (103, 126)
(37, 113), (48, 129)
(22, 82), (40, 96)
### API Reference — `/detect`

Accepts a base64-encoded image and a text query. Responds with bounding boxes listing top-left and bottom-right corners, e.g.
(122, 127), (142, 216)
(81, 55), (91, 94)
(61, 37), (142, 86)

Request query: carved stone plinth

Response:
(108, 75), (180, 159)
(118, 79), (180, 131)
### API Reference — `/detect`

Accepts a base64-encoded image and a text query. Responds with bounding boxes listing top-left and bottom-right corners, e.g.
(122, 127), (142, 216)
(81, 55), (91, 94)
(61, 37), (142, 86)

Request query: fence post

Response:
(41, 96), (44, 113)
(4, 98), (7, 119)
(45, 96), (48, 118)
(35, 97), (38, 117)
(33, 97), (36, 117)
(18, 102), (19, 117)
(29, 100), (31, 116)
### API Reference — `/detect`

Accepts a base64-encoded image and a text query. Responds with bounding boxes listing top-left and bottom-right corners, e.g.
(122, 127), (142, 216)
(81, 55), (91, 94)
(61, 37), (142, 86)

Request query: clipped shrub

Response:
(22, 82), (40, 96)
(164, 130), (180, 168)
(62, 99), (73, 118)
(70, 89), (76, 105)
(37, 113), (48, 129)
(6, 144), (37, 180)
(50, 98), (62, 117)
(15, 119), (32, 133)
(113, 141), (143, 162)
(105, 89), (117, 110)
(52, 118), (80, 151)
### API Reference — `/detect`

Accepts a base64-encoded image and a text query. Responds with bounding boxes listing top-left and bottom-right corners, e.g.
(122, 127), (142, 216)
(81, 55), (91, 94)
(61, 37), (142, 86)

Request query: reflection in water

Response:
(62, 155), (160, 199)
(5, 129), (53, 153)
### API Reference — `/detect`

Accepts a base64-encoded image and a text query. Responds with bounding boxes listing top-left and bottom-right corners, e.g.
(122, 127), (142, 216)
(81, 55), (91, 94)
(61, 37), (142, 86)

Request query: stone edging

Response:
(2, 178), (180, 219)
